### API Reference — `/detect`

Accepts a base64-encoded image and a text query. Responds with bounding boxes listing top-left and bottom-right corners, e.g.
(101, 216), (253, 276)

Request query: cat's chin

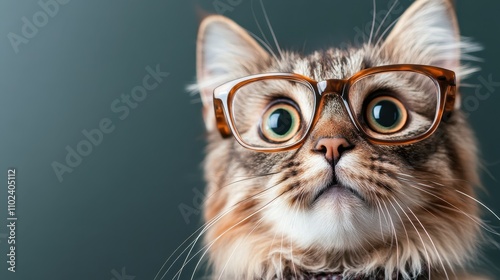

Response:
(265, 187), (385, 251)
(312, 182), (365, 204)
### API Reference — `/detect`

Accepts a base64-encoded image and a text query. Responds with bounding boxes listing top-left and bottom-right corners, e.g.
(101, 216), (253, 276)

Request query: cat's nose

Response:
(314, 137), (353, 164)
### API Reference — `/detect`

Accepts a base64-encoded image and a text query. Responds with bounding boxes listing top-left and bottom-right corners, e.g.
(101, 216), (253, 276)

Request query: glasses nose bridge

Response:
(317, 79), (346, 96)
(311, 78), (353, 133)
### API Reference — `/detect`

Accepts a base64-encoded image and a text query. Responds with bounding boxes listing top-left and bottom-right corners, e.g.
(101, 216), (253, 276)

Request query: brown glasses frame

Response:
(213, 64), (457, 152)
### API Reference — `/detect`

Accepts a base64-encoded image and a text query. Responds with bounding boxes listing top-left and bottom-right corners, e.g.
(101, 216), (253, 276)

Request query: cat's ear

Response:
(196, 15), (270, 131)
(383, 0), (460, 71)
(383, 0), (461, 70)
(381, 0), (480, 109)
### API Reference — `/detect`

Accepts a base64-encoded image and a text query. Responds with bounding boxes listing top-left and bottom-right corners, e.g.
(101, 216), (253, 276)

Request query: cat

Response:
(192, 0), (490, 279)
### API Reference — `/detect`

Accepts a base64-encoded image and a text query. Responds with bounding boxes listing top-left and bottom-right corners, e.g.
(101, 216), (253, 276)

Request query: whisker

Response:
(367, 0), (377, 46)
(388, 199), (411, 270)
(250, 0), (280, 63)
(373, 0), (399, 42)
(173, 182), (290, 280)
(374, 14), (402, 49)
(176, 192), (284, 280)
(479, 161), (497, 182)
(248, 30), (281, 63)
(157, 177), (283, 280)
(289, 204), (300, 279)
(397, 175), (500, 235)
(259, 0), (284, 59)
(375, 199), (386, 240)
(381, 200), (399, 265)
(215, 215), (266, 280)
(279, 211), (285, 279)
(267, 224), (279, 276)
(436, 204), (500, 236)
(406, 205), (454, 280)
(174, 186), (282, 280)
(455, 190), (500, 223)
(391, 197), (432, 278)
(205, 171), (281, 202)
(251, 0), (272, 48)
(428, 180), (444, 187)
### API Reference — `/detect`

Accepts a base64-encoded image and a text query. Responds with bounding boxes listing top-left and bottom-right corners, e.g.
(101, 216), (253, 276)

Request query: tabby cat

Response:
(194, 0), (488, 279)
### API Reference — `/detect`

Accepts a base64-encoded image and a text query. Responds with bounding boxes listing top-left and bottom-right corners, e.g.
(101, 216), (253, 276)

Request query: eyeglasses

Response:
(213, 64), (457, 152)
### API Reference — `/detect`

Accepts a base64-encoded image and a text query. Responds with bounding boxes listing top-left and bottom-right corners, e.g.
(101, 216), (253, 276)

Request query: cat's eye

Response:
(349, 70), (440, 142)
(365, 96), (407, 134)
(226, 77), (316, 149)
(260, 101), (301, 143)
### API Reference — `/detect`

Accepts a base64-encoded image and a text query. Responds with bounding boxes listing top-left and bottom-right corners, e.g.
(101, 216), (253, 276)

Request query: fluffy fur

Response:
(194, 0), (486, 279)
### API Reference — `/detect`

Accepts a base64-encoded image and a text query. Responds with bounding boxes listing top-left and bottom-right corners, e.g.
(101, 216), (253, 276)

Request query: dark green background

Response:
(0, 0), (499, 279)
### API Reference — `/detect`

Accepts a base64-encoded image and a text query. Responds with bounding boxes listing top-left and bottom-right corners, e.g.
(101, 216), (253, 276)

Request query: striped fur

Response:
(194, 1), (486, 279)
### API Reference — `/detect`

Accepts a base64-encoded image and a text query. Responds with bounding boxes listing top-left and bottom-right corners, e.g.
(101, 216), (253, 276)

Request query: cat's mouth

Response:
(312, 180), (365, 204)
(296, 270), (407, 279)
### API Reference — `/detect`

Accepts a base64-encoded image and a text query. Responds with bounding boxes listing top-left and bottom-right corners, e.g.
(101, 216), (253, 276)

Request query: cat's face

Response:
(195, 0), (481, 278)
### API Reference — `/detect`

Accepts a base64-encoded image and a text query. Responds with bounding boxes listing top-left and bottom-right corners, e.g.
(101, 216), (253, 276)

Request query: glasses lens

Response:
(230, 78), (316, 149)
(348, 71), (439, 141)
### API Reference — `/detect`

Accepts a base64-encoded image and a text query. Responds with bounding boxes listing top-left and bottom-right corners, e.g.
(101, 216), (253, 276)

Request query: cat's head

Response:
(195, 0), (481, 278)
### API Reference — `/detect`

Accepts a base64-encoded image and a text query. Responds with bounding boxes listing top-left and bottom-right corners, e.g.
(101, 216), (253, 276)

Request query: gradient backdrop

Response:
(1, 0), (500, 279)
